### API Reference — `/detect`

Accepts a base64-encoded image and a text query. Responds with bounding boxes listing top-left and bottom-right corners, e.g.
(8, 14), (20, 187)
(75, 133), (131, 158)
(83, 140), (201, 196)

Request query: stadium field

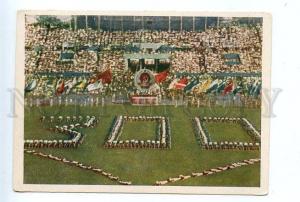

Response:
(24, 105), (261, 186)
(204, 122), (254, 142)
(120, 121), (158, 141)
(25, 129), (69, 140)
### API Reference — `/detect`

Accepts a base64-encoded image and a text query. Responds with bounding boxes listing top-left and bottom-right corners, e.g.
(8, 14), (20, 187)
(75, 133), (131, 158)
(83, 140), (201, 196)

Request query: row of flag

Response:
(167, 75), (262, 97)
(25, 69), (113, 95)
(25, 69), (261, 97)
(55, 69), (112, 95)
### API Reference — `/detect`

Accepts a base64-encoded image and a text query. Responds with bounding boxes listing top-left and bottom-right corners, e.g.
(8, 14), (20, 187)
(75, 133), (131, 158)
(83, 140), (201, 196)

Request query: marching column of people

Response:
(24, 149), (131, 185)
(193, 116), (261, 150)
(240, 117), (261, 142)
(24, 115), (99, 149)
(104, 115), (171, 149)
(155, 158), (261, 185)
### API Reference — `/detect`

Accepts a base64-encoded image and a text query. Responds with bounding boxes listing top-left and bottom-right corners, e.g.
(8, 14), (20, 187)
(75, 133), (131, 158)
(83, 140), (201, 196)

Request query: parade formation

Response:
(24, 115), (98, 148)
(193, 116), (260, 150)
(104, 115), (171, 149)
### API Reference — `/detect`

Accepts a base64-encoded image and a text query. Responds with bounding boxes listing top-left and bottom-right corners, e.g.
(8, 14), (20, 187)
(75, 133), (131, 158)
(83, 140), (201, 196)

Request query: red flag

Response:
(175, 77), (188, 90)
(155, 71), (168, 83)
(223, 80), (233, 95)
(97, 69), (112, 84)
(56, 80), (65, 95)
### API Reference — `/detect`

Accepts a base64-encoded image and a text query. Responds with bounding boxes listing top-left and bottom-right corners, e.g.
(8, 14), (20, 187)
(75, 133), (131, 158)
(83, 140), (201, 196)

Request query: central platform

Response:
(130, 95), (158, 105)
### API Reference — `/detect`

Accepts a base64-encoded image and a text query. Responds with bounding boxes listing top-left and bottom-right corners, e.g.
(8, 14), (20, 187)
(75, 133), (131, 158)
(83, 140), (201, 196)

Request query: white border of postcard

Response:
(13, 10), (271, 195)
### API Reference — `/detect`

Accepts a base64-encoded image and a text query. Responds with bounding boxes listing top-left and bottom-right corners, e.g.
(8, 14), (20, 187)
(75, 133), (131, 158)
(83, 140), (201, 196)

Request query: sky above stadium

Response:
(26, 15), (72, 23)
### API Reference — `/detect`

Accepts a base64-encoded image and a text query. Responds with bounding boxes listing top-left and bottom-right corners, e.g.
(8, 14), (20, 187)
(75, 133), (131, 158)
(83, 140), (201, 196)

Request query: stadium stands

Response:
(25, 15), (262, 102)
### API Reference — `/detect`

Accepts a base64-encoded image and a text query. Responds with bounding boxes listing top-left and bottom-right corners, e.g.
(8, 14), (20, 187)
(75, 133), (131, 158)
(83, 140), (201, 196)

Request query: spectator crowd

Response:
(25, 24), (262, 74)
(25, 23), (262, 104)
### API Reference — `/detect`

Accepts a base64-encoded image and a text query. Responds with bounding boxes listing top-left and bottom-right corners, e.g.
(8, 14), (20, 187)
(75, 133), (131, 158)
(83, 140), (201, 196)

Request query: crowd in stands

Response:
(25, 24), (262, 75)
(25, 23), (262, 103)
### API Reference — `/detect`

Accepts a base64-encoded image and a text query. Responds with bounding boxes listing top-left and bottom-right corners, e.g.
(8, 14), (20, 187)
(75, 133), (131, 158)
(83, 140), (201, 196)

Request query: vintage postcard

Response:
(13, 11), (271, 194)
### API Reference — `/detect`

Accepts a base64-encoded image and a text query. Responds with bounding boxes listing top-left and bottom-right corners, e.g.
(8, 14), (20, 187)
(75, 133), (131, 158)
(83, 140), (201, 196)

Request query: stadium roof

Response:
(124, 53), (170, 60)
(132, 43), (164, 51)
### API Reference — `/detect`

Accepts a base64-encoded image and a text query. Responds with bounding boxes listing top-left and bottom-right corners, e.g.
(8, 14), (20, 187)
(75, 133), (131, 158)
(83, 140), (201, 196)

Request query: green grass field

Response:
(24, 104), (261, 186)
(120, 121), (157, 141)
(25, 129), (70, 140)
(204, 122), (254, 142)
